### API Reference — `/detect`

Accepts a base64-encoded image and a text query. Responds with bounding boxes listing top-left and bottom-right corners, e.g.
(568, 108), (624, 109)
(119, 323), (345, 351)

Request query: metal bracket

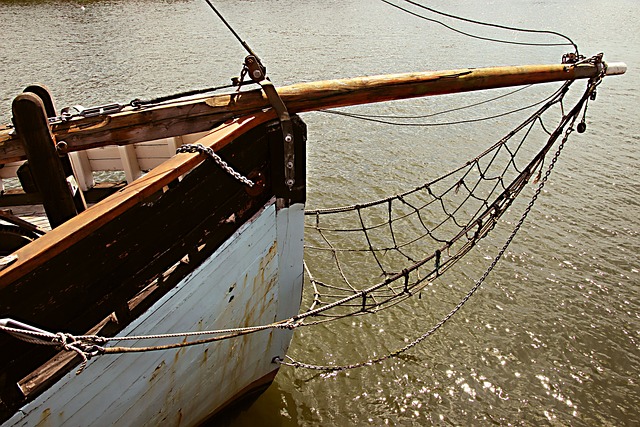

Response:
(244, 55), (295, 190)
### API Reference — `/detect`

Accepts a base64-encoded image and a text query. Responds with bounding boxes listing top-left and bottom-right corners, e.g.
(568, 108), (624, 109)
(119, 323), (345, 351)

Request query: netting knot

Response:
(473, 219), (483, 241)
(434, 250), (441, 272)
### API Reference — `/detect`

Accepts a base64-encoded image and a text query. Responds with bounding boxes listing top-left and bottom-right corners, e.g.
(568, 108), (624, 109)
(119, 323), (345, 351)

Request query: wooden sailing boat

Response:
(0, 55), (625, 425)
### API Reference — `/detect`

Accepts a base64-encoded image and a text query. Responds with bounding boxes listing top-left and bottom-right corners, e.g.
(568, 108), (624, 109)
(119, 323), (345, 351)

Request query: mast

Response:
(0, 60), (626, 164)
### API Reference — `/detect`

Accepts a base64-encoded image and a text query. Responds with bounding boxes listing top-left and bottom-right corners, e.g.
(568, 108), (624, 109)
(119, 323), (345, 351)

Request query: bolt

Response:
(284, 134), (293, 143)
(56, 141), (69, 154)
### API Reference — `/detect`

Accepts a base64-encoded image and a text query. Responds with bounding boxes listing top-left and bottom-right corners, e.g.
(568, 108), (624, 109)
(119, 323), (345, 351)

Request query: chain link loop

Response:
(177, 143), (254, 187)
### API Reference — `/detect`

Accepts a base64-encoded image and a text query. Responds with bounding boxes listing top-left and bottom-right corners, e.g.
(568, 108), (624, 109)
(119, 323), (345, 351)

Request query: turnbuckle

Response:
(60, 103), (123, 121)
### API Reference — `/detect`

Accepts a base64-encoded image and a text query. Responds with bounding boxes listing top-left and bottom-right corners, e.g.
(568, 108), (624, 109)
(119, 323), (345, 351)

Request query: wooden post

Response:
(22, 85), (87, 213)
(22, 84), (57, 118)
(12, 93), (79, 228)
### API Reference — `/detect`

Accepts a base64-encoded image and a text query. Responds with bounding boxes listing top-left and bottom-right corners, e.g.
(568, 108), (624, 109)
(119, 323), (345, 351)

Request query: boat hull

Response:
(3, 200), (304, 426)
(0, 114), (307, 425)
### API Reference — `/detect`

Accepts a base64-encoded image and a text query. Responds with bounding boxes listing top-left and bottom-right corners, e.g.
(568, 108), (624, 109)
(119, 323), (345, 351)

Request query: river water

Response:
(1, 0), (638, 425)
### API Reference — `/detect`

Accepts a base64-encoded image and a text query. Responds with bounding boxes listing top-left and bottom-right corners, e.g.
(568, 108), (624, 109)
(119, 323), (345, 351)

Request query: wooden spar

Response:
(0, 61), (627, 165)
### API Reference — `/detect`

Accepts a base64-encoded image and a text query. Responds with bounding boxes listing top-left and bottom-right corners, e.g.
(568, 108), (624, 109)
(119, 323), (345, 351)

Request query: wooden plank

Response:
(11, 93), (78, 228)
(0, 111), (275, 288)
(0, 61), (622, 164)
(0, 209), (45, 235)
(22, 85), (57, 118)
(0, 162), (22, 179)
(22, 85), (87, 214)
(0, 183), (126, 207)
(18, 312), (119, 398)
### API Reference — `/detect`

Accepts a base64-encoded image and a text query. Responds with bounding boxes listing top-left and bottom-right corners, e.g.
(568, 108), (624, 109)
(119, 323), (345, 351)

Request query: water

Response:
(1, 0), (638, 425)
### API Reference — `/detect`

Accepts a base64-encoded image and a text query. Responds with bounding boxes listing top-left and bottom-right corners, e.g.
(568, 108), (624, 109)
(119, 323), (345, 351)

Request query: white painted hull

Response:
(3, 200), (304, 426)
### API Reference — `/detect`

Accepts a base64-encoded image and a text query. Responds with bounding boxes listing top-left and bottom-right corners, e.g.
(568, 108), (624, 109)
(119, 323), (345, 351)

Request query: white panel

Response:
(69, 151), (94, 191)
(274, 203), (305, 356)
(133, 144), (172, 159)
(86, 146), (119, 160)
(136, 158), (164, 171)
(118, 145), (142, 183)
(167, 136), (181, 157)
(181, 131), (210, 145)
(88, 159), (124, 172)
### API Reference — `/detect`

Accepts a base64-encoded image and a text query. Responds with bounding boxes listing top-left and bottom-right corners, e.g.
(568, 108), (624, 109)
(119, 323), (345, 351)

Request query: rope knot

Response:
(53, 333), (104, 375)
(278, 320), (301, 330)
(55, 332), (78, 350)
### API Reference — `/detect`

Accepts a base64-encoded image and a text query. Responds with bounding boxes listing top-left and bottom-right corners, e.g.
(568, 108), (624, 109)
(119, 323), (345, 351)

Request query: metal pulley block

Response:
(244, 55), (266, 82)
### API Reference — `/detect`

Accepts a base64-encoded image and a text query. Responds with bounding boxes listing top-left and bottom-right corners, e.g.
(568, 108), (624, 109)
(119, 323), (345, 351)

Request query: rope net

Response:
(299, 76), (597, 327)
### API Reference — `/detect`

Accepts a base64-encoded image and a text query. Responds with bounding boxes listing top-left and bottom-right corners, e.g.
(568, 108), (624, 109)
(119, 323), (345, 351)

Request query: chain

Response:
(176, 143), (254, 187)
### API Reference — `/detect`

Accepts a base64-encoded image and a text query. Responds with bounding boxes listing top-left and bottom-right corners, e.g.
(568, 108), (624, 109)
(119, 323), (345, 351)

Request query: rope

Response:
(323, 85), (533, 120)
(129, 81), (255, 109)
(0, 324), (102, 374)
(306, 81), (571, 216)
(0, 319), (299, 373)
(381, 0), (578, 53)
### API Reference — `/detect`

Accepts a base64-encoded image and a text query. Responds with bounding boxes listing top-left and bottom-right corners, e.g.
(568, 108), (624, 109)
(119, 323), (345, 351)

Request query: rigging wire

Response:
(323, 84), (532, 120)
(129, 81), (255, 108)
(125, 1), (268, 111)
(320, 83), (565, 127)
(381, 0), (578, 54)
(202, 0), (266, 71)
